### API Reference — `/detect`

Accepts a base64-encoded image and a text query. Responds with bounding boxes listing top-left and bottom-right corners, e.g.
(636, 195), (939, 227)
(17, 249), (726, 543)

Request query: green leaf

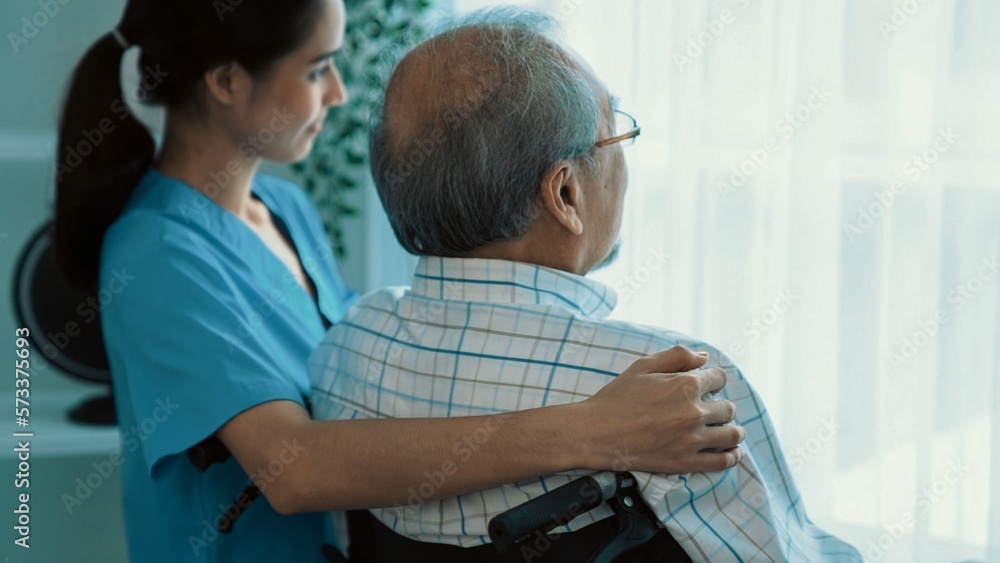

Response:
(338, 205), (360, 217)
(292, 0), (430, 260)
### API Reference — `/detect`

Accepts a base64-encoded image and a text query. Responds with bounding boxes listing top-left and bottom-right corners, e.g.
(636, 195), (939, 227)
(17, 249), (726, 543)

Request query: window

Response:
(445, 1), (999, 560)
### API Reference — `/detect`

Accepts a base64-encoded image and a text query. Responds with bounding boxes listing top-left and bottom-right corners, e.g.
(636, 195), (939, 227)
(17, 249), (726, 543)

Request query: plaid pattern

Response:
(309, 257), (861, 562)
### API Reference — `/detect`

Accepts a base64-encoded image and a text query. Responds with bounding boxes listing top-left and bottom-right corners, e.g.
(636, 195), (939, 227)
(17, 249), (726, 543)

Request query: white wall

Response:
(1, 3), (132, 561)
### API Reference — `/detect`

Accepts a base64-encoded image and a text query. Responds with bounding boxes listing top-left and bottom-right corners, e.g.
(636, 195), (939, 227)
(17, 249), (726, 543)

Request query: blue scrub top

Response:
(100, 169), (354, 562)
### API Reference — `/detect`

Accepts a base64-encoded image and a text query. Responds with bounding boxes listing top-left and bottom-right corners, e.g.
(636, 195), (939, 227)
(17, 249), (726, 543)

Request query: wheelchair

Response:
(192, 434), (690, 562)
(101, 376), (690, 562)
(342, 472), (692, 562)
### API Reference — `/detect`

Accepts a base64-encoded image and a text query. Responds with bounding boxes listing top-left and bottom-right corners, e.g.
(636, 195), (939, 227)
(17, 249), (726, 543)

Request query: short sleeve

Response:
(101, 221), (307, 481)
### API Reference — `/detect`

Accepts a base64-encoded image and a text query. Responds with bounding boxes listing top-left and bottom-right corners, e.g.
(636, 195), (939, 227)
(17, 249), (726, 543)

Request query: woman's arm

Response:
(217, 346), (744, 514)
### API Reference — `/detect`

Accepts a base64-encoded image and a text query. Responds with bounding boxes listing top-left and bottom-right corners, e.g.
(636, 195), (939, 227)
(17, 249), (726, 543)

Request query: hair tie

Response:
(111, 28), (129, 49)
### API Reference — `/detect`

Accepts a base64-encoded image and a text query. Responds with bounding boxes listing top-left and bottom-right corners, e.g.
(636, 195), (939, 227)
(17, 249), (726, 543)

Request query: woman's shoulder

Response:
(105, 170), (211, 241)
(102, 178), (226, 283)
(101, 208), (221, 283)
(104, 174), (213, 255)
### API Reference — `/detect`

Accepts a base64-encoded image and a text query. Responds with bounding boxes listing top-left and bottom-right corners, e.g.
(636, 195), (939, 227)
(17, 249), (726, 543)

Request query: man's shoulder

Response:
(324, 286), (410, 332)
(577, 316), (725, 359)
(568, 317), (742, 384)
(318, 287), (740, 375)
(350, 285), (409, 310)
(330, 290), (726, 351)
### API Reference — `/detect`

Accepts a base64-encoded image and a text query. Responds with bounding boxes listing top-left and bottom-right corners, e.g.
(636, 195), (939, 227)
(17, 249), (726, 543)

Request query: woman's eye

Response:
(310, 61), (333, 81)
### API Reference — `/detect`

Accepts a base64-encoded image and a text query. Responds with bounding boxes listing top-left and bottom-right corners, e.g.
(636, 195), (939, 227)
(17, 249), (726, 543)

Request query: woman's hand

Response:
(570, 346), (744, 474)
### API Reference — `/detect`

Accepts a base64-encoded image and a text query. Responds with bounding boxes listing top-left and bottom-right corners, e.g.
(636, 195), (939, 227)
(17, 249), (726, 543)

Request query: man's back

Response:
(310, 256), (861, 562)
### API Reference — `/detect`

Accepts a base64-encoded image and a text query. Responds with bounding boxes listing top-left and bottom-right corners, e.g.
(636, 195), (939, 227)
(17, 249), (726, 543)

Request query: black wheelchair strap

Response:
(345, 509), (689, 562)
(594, 474), (692, 563)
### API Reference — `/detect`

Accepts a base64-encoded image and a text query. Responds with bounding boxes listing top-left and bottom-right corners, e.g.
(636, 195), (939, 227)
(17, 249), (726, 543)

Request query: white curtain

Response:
(443, 1), (1000, 560)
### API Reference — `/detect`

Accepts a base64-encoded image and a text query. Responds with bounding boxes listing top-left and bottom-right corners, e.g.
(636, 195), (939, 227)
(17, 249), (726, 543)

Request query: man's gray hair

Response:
(369, 7), (601, 256)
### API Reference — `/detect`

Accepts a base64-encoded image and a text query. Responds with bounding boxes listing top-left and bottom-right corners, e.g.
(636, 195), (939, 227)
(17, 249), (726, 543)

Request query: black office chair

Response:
(11, 220), (115, 424)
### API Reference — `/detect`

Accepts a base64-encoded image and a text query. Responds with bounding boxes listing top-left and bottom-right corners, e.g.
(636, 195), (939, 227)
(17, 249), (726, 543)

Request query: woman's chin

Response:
(265, 140), (317, 164)
(297, 133), (321, 156)
(295, 142), (317, 162)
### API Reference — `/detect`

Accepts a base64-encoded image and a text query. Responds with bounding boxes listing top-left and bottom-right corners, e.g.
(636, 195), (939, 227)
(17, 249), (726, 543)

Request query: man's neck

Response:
(461, 237), (588, 276)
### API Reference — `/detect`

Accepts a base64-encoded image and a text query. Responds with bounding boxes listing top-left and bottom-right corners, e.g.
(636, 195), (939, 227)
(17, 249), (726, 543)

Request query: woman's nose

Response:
(324, 66), (348, 107)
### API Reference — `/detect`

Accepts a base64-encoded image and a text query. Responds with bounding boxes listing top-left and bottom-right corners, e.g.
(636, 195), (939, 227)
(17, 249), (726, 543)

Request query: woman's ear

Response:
(203, 62), (252, 107)
(539, 161), (585, 236)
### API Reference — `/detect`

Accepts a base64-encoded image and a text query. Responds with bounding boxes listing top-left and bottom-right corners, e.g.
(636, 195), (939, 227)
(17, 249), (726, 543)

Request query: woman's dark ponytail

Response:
(53, 0), (325, 294)
(54, 27), (154, 295)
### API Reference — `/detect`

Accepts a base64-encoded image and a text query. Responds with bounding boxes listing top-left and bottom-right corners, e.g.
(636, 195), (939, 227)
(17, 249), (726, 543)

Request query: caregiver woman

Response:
(53, 0), (743, 561)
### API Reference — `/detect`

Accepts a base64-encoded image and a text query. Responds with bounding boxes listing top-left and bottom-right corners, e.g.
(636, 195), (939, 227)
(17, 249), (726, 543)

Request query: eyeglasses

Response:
(595, 109), (641, 148)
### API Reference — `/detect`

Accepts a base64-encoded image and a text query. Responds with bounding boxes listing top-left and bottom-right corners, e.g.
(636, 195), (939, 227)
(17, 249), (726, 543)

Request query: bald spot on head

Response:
(382, 25), (577, 158)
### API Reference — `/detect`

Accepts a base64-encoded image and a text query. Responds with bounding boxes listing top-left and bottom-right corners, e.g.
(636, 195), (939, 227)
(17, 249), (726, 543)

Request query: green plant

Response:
(291, 0), (432, 258)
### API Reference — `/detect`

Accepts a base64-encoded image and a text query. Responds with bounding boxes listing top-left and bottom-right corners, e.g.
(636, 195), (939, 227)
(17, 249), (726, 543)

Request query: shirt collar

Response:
(410, 257), (617, 320)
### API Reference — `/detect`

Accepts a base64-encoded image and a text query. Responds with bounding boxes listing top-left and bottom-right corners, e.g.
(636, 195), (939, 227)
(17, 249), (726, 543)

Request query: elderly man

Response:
(310, 8), (861, 562)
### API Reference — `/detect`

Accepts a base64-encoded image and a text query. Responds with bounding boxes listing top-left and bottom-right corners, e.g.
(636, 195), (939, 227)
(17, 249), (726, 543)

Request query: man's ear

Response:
(203, 62), (253, 107)
(539, 161), (584, 236)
